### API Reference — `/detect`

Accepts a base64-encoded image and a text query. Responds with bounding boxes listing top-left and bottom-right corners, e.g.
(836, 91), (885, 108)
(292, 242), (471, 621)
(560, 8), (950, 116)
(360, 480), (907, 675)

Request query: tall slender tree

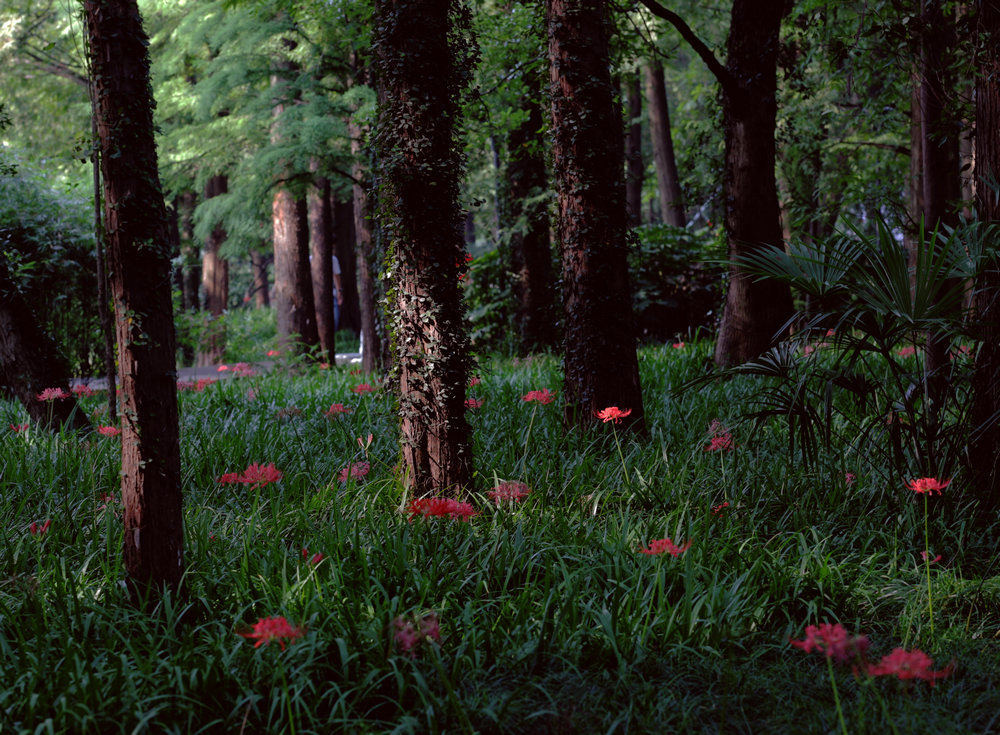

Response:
(547, 0), (646, 431)
(84, 0), (184, 601)
(308, 170), (336, 363)
(198, 174), (228, 365)
(373, 0), (475, 495)
(644, 59), (686, 227)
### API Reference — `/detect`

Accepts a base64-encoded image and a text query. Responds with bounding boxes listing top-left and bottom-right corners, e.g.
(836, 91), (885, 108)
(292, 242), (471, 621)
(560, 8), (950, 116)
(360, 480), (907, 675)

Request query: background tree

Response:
(374, 0), (476, 495)
(644, 59), (686, 227)
(548, 0), (646, 430)
(84, 0), (184, 601)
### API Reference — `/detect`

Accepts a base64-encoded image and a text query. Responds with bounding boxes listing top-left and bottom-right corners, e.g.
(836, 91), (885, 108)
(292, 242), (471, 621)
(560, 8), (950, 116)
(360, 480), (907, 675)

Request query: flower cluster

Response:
(29, 519), (52, 536)
(36, 387), (69, 402)
(97, 425), (121, 437)
(865, 648), (954, 685)
(239, 616), (304, 650)
(339, 461), (370, 483)
(595, 406), (632, 424)
(73, 384), (97, 398)
(704, 419), (734, 452)
(301, 548), (324, 565)
(177, 378), (217, 392)
(487, 481), (531, 503)
(353, 383), (374, 394)
(522, 389), (554, 405)
(218, 462), (283, 488)
(10, 423), (28, 433)
(465, 398), (483, 410)
(638, 537), (691, 557)
(407, 497), (477, 521)
(906, 477), (951, 495)
(393, 612), (441, 657)
(789, 623), (870, 664)
(324, 403), (352, 417)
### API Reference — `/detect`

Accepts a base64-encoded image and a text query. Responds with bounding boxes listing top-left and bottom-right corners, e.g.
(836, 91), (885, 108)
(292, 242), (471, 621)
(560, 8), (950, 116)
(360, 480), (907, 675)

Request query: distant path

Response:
(72, 352), (362, 391)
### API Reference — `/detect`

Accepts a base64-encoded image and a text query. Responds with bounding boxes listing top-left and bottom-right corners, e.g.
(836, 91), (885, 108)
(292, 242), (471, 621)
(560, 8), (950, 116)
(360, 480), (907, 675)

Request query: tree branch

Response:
(636, 0), (736, 94)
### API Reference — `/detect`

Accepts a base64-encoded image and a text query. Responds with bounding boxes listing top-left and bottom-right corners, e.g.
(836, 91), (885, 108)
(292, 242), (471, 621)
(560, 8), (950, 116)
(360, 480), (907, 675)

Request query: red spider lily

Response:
(339, 461), (370, 482)
(468, 376), (481, 387)
(465, 398), (483, 410)
(921, 551), (943, 563)
(394, 612), (441, 657)
(638, 537), (691, 557)
(865, 648), (954, 685)
(408, 497), (477, 521)
(353, 383), (374, 394)
(217, 462), (283, 488)
(906, 477), (951, 495)
(36, 387), (69, 402)
(522, 389), (555, 404)
(705, 434), (734, 452)
(789, 622), (869, 665)
(232, 363), (255, 377)
(177, 378), (217, 392)
(357, 433), (373, 451)
(711, 501), (729, 515)
(217, 364), (229, 372)
(73, 384), (96, 397)
(594, 406), (631, 423)
(10, 423), (28, 432)
(672, 342), (685, 349)
(301, 548), (325, 565)
(267, 349), (282, 357)
(97, 425), (121, 437)
(897, 346), (917, 358)
(488, 481), (531, 503)
(29, 519), (52, 535)
(845, 472), (856, 486)
(239, 616), (304, 650)
(325, 403), (353, 417)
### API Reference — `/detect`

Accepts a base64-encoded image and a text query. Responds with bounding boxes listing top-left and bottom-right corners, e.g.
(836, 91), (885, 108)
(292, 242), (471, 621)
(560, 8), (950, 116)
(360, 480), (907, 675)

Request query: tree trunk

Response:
(178, 191), (200, 313)
(0, 257), (90, 431)
(644, 60), (686, 227)
(547, 0), (646, 431)
(84, 0), (183, 601)
(308, 171), (336, 363)
(250, 250), (270, 308)
(712, 0), (794, 367)
(625, 69), (644, 227)
(970, 0), (1000, 512)
(504, 73), (557, 354)
(374, 0), (474, 496)
(334, 196), (361, 335)
(274, 190), (319, 352)
(198, 174), (228, 366)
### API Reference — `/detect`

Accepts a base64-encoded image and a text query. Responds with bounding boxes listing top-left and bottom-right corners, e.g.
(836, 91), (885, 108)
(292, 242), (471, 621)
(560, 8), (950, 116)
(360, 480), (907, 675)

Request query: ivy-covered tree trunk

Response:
(645, 60), (685, 227)
(504, 72), (556, 354)
(712, 0), (794, 367)
(970, 0), (1000, 513)
(198, 174), (227, 366)
(308, 171), (336, 364)
(374, 0), (474, 496)
(84, 0), (183, 601)
(547, 0), (645, 431)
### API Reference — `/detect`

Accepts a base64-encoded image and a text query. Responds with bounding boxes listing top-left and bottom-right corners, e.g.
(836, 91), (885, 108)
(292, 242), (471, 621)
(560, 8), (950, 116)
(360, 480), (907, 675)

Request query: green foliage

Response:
(0, 165), (99, 375)
(463, 249), (516, 355)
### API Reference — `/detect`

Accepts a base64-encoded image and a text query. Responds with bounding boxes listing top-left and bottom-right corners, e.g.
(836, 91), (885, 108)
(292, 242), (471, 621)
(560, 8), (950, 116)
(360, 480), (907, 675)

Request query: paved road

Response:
(72, 352), (363, 391)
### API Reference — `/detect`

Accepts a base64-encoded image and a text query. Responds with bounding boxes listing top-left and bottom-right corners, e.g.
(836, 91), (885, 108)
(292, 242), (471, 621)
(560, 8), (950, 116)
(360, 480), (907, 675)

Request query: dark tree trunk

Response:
(84, 0), (183, 600)
(0, 258), (90, 431)
(250, 250), (270, 308)
(351, 134), (383, 375)
(644, 60), (686, 228)
(970, 0), (1000, 512)
(333, 196), (361, 334)
(198, 175), (228, 366)
(504, 74), (557, 354)
(712, 0), (794, 366)
(374, 0), (474, 496)
(625, 69), (644, 227)
(274, 190), (319, 351)
(308, 171), (336, 363)
(547, 0), (645, 431)
(178, 191), (200, 313)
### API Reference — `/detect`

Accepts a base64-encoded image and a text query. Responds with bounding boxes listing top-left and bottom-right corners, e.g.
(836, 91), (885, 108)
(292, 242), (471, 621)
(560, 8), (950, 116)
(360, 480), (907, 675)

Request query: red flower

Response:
(217, 365), (229, 372)
(522, 389), (555, 405)
(906, 477), (951, 495)
(897, 345), (917, 358)
(349, 369), (362, 376)
(488, 481), (531, 503)
(301, 548), (325, 565)
(36, 387), (69, 402)
(232, 362), (256, 377)
(595, 406), (632, 424)
(672, 342), (685, 349)
(789, 622), (869, 664)
(267, 349), (282, 357)
(845, 472), (856, 486)
(865, 648), (954, 685)
(339, 461), (370, 482)
(408, 497), (477, 521)
(29, 519), (52, 536)
(73, 384), (96, 397)
(465, 398), (483, 410)
(705, 434), (734, 452)
(325, 403), (353, 417)
(218, 462), (283, 488)
(178, 378), (217, 392)
(239, 616), (304, 650)
(97, 425), (121, 437)
(353, 383), (374, 394)
(468, 376), (481, 387)
(394, 612), (441, 657)
(711, 501), (729, 515)
(638, 537), (691, 557)
(10, 423), (28, 433)
(921, 551), (942, 563)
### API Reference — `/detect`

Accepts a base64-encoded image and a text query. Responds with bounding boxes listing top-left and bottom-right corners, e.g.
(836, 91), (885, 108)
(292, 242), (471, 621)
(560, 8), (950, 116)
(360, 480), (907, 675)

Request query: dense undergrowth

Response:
(2, 341), (999, 733)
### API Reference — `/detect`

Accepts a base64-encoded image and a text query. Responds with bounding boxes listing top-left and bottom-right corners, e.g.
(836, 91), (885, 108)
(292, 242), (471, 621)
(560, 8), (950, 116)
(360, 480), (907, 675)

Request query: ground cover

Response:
(2, 341), (999, 733)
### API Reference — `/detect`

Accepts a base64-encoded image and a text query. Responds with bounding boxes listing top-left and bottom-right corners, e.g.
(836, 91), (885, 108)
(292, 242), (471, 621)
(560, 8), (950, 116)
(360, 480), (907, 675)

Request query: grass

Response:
(2, 339), (1000, 733)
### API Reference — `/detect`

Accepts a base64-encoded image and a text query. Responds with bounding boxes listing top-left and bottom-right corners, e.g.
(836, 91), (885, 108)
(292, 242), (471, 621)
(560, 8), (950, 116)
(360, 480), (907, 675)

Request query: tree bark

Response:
(273, 190), (319, 351)
(970, 0), (1000, 512)
(198, 174), (228, 366)
(250, 250), (270, 308)
(374, 0), (474, 496)
(351, 132), (383, 375)
(308, 170), (336, 363)
(84, 0), (183, 601)
(178, 191), (200, 313)
(644, 60), (686, 227)
(625, 69), (644, 227)
(547, 0), (646, 431)
(333, 196), (361, 334)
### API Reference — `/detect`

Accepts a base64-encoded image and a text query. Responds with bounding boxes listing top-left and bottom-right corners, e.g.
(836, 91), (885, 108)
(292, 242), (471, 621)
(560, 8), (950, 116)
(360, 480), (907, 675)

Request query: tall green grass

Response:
(2, 341), (999, 733)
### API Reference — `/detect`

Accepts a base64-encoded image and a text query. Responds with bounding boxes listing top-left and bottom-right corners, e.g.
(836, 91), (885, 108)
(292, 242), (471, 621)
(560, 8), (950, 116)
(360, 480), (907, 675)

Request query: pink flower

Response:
(325, 403), (353, 417)
(10, 423), (28, 433)
(267, 349), (282, 357)
(711, 501), (729, 516)
(465, 398), (483, 410)
(218, 462), (283, 488)
(353, 383), (374, 394)
(408, 497), (477, 521)
(845, 472), (856, 486)
(97, 425), (121, 437)
(29, 519), (52, 536)
(232, 363), (255, 377)
(672, 342), (685, 349)
(217, 365), (229, 372)
(803, 345), (815, 356)
(301, 548), (324, 565)
(488, 481), (531, 503)
(921, 551), (942, 563)
(178, 378), (217, 392)
(522, 389), (555, 405)
(468, 376), (481, 387)
(357, 433), (374, 451)
(594, 406), (631, 424)
(339, 461), (370, 482)
(865, 648), (954, 685)
(394, 612), (441, 657)
(897, 345), (917, 358)
(705, 434), (734, 452)
(247, 389), (257, 401)
(239, 616), (304, 650)
(789, 623), (870, 664)
(73, 384), (96, 397)
(638, 537), (691, 557)
(906, 477), (951, 495)
(36, 387), (69, 402)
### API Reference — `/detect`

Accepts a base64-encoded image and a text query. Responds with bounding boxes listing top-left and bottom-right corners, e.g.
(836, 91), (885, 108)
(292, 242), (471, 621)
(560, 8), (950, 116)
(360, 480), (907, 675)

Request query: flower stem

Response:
(612, 426), (630, 486)
(826, 655), (849, 735)
(924, 492), (934, 637)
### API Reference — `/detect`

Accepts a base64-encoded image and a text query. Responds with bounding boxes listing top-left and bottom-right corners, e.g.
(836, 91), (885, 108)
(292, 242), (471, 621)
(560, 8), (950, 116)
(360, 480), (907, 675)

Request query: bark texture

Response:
(350, 121), (384, 376)
(644, 60), (685, 227)
(84, 0), (183, 599)
(334, 196), (361, 334)
(547, 0), (645, 431)
(374, 0), (474, 495)
(308, 172), (336, 363)
(273, 190), (319, 351)
(198, 175), (228, 366)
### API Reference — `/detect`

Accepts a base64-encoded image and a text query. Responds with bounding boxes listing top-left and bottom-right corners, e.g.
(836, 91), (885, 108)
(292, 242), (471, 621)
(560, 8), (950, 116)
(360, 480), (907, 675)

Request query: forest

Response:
(2, 0), (1000, 732)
